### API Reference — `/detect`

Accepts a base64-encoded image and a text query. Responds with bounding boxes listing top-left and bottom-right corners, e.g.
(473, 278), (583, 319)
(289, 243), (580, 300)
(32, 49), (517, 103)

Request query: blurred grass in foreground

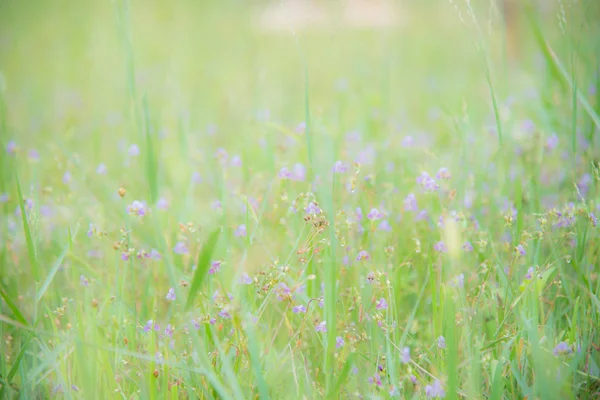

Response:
(1, 0), (600, 399)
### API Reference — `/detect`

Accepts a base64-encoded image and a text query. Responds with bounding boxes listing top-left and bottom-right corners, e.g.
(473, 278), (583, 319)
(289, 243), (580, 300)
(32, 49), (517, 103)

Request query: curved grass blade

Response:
(0, 284), (28, 326)
(185, 228), (220, 311)
(15, 174), (39, 282)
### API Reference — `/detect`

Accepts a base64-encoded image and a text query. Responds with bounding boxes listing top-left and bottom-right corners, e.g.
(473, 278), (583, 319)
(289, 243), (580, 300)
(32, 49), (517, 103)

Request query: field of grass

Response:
(1, 0), (600, 398)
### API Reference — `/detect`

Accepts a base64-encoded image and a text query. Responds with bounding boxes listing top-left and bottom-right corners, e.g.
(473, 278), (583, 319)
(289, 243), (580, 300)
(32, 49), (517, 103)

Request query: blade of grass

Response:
(15, 173), (39, 283)
(185, 228), (220, 311)
(0, 284), (29, 326)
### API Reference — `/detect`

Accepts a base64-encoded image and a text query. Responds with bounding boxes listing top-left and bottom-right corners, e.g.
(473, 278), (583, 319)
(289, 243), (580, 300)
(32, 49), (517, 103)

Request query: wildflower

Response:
(143, 320), (155, 333)
(590, 212), (597, 227)
(191, 319), (200, 330)
(437, 336), (446, 349)
(164, 324), (174, 338)
(211, 200), (222, 210)
(434, 241), (447, 253)
(525, 267), (535, 280)
(166, 288), (176, 301)
(63, 171), (72, 184)
(402, 135), (414, 147)
(292, 163), (306, 181)
(425, 379), (446, 398)
(416, 172), (439, 191)
(128, 144), (140, 156)
(546, 134), (559, 151)
(276, 282), (292, 301)
(292, 304), (307, 314)
(28, 149), (40, 161)
(409, 375), (417, 384)
(366, 272), (376, 283)
(355, 207), (363, 221)
(516, 244), (526, 257)
(553, 341), (571, 356)
(209, 260), (222, 274)
(6, 141), (17, 154)
(239, 272), (253, 284)
(577, 173), (592, 197)
(416, 209), (429, 221)
(96, 163), (107, 175)
(389, 385), (400, 396)
(316, 321), (327, 332)
(318, 298), (324, 308)
(305, 202), (321, 215)
(173, 242), (189, 255)
(157, 197), (169, 210)
(148, 249), (161, 260)
(219, 310), (231, 319)
(192, 172), (202, 184)
(456, 274), (465, 288)
(462, 241), (473, 252)
(368, 373), (382, 386)
(437, 215), (445, 228)
(230, 154), (242, 167)
(376, 297), (388, 310)
(336, 336), (345, 348)
(0, 193), (8, 203)
(127, 200), (147, 216)
(367, 208), (381, 221)
(121, 252), (130, 261)
(404, 193), (418, 212)
(356, 250), (369, 261)
(436, 167), (451, 180)
(235, 224), (247, 237)
(333, 161), (348, 173)
(279, 167), (292, 179)
(80, 275), (89, 287)
(400, 347), (410, 363)
(378, 220), (392, 231)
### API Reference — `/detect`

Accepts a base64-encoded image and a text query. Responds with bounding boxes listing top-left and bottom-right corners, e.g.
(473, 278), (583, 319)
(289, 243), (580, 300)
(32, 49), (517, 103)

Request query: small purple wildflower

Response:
(0, 193), (8, 203)
(436, 167), (451, 180)
(525, 267), (535, 280)
(577, 173), (592, 197)
(295, 121), (306, 133)
(402, 135), (414, 147)
(143, 320), (155, 333)
(378, 220), (392, 231)
(279, 167), (292, 179)
(127, 200), (147, 216)
(368, 373), (383, 386)
(355, 207), (363, 221)
(164, 324), (174, 338)
(416, 172), (439, 191)
(239, 272), (253, 284)
(276, 282), (292, 301)
(456, 273), (465, 288)
(356, 250), (369, 261)
(553, 341), (572, 356)
(376, 297), (388, 310)
(209, 260), (222, 275)
(219, 310), (231, 319)
(166, 288), (176, 301)
(404, 193), (418, 212)
(157, 197), (169, 210)
(462, 241), (473, 252)
(80, 275), (89, 287)
(192, 171), (202, 184)
(211, 200), (222, 210)
(416, 209), (429, 221)
(546, 134), (559, 151)
(173, 241), (189, 255)
(230, 154), (242, 167)
(316, 321), (327, 332)
(437, 335), (446, 349)
(191, 319), (200, 330)
(336, 336), (345, 348)
(292, 163), (306, 181)
(590, 213), (597, 227)
(434, 241), (447, 253)
(367, 208), (381, 221)
(28, 149), (40, 161)
(121, 252), (130, 261)
(305, 202), (321, 215)
(149, 249), (161, 260)
(400, 347), (410, 363)
(6, 141), (17, 154)
(235, 224), (247, 237)
(96, 163), (107, 175)
(425, 379), (446, 398)
(333, 160), (348, 173)
(128, 144), (140, 156)
(516, 244), (526, 256)
(292, 304), (307, 314)
(63, 171), (72, 184)
(409, 375), (417, 384)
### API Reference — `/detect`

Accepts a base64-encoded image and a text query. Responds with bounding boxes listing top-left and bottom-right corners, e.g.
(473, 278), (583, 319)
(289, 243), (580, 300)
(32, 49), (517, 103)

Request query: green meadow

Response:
(0, 1), (599, 398)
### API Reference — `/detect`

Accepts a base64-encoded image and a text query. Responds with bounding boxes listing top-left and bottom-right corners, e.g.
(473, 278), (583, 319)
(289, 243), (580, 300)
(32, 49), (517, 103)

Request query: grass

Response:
(1, 0), (600, 398)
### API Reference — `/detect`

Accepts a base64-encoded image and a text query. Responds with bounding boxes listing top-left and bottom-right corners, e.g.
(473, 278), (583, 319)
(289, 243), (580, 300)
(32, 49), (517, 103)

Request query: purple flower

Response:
(425, 379), (445, 398)
(402, 135), (414, 147)
(462, 241), (473, 252)
(546, 134), (559, 151)
(191, 319), (200, 330)
(376, 297), (388, 310)
(219, 310), (231, 319)
(525, 267), (535, 280)
(63, 171), (72, 184)
(400, 347), (410, 363)
(437, 336), (446, 349)
(455, 273), (465, 288)
(553, 341), (571, 356)
(292, 163), (306, 181)
(276, 282), (292, 301)
(235, 224), (247, 237)
(416, 209), (429, 221)
(127, 200), (147, 216)
(336, 336), (345, 348)
(577, 173), (592, 197)
(356, 250), (369, 261)
(28, 149), (40, 161)
(436, 167), (451, 180)
(368, 373), (382, 386)
(173, 242), (189, 255)
(239, 272), (253, 284)
(209, 260), (222, 275)
(192, 172), (202, 184)
(409, 375), (417, 384)
(516, 244), (526, 256)
(292, 305), (307, 314)
(211, 200), (222, 210)
(416, 172), (439, 192)
(316, 321), (327, 332)
(96, 163), (107, 175)
(279, 167), (292, 179)
(404, 193), (418, 212)
(80, 275), (89, 287)
(230, 154), (242, 167)
(378, 220), (392, 231)
(157, 197), (169, 210)
(166, 288), (176, 301)
(149, 249), (161, 260)
(590, 213), (598, 227)
(128, 144), (140, 156)
(0, 193), (8, 203)
(333, 161), (348, 173)
(305, 202), (321, 215)
(355, 207), (363, 221)
(143, 320), (155, 333)
(367, 208), (381, 221)
(121, 252), (130, 261)
(6, 141), (17, 154)
(434, 241), (447, 253)
(164, 324), (174, 337)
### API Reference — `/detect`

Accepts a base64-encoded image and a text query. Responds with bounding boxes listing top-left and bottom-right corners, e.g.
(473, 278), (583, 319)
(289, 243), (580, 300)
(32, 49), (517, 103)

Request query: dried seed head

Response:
(118, 187), (126, 198)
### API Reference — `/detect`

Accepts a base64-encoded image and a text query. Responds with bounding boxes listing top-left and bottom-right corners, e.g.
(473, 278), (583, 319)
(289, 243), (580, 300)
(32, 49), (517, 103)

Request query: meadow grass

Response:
(0, 0), (599, 398)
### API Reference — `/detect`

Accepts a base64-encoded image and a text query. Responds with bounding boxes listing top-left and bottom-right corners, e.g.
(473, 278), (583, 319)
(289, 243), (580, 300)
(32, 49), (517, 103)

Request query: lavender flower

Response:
(96, 163), (107, 175)
(356, 250), (369, 261)
(434, 241), (447, 253)
(367, 208), (381, 221)
(425, 379), (446, 398)
(378, 220), (392, 231)
(128, 144), (140, 156)
(292, 305), (307, 314)
(127, 200), (147, 216)
(28, 149), (40, 161)
(0, 193), (8, 203)
(143, 320), (155, 333)
(173, 242), (189, 255)
(546, 134), (559, 151)
(230, 154), (242, 167)
(437, 336), (446, 349)
(219, 310), (231, 319)
(157, 197), (169, 210)
(166, 288), (176, 301)
(404, 193), (418, 212)
(355, 207), (363, 221)
(590, 212), (598, 227)
(376, 297), (388, 310)
(235, 224), (247, 237)
(402, 135), (414, 147)
(516, 244), (526, 257)
(462, 241), (473, 252)
(192, 171), (202, 184)
(164, 324), (174, 338)
(292, 163), (306, 181)
(191, 319), (200, 330)
(436, 167), (451, 180)
(209, 260), (222, 274)
(400, 347), (410, 363)
(333, 161), (348, 173)
(416, 172), (439, 191)
(553, 341), (571, 356)
(80, 275), (89, 287)
(6, 141), (17, 154)
(149, 249), (161, 260)
(63, 171), (72, 184)
(336, 336), (345, 348)
(368, 373), (382, 386)
(525, 267), (535, 280)
(279, 167), (292, 179)
(305, 202), (321, 215)
(416, 209), (429, 221)
(239, 272), (253, 284)
(316, 321), (327, 332)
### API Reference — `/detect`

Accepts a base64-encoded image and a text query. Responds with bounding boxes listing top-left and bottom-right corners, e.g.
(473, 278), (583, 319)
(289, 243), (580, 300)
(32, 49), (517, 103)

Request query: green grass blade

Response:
(35, 239), (70, 305)
(0, 284), (29, 326)
(185, 228), (220, 311)
(15, 174), (39, 282)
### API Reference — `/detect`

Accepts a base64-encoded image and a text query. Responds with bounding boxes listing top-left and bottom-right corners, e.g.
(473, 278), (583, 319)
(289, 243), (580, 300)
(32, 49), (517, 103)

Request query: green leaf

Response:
(36, 241), (70, 305)
(0, 284), (29, 326)
(185, 228), (220, 311)
(327, 352), (356, 399)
